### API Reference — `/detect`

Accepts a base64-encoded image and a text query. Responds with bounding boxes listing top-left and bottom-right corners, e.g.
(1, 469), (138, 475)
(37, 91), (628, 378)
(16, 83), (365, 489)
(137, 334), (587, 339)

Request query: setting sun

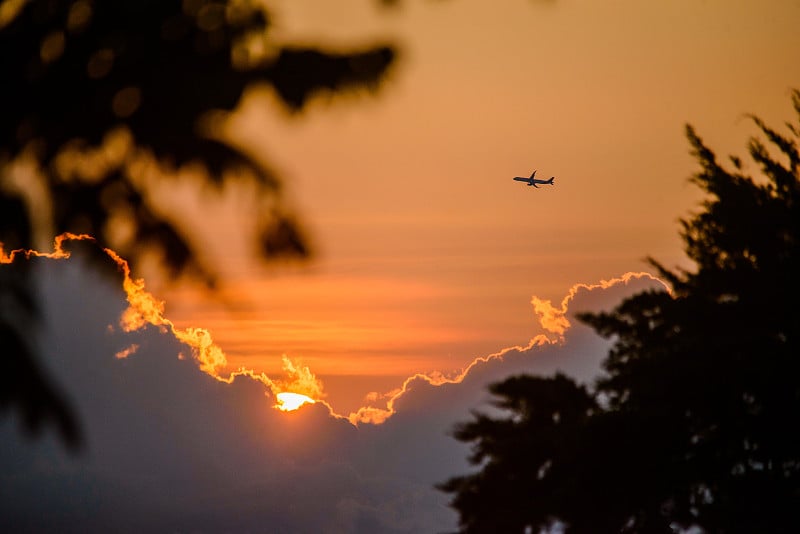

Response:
(275, 392), (315, 412)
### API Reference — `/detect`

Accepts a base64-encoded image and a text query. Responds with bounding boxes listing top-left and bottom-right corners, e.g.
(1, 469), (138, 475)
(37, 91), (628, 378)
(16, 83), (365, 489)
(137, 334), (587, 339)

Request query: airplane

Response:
(513, 170), (555, 188)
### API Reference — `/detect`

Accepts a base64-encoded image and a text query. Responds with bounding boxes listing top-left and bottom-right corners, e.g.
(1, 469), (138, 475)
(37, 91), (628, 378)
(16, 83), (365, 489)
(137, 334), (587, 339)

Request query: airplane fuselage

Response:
(513, 170), (555, 188)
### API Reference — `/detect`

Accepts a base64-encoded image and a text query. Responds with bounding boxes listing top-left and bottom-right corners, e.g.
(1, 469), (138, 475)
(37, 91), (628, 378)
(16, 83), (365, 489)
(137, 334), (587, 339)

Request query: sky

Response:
(156, 0), (800, 414)
(2, 0), (800, 531)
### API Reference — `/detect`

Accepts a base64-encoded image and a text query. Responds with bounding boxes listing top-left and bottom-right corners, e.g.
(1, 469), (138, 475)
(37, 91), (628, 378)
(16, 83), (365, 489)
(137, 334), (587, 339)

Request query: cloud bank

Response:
(0, 237), (666, 533)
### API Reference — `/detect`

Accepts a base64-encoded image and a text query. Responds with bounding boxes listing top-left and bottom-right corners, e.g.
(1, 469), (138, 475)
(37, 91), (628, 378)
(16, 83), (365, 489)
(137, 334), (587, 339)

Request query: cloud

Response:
(348, 271), (668, 424)
(0, 237), (666, 533)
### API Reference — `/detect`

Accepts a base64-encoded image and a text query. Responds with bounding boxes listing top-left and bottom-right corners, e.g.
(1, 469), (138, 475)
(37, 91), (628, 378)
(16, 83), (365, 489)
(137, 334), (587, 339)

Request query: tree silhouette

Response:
(440, 90), (800, 533)
(1, 0), (396, 450)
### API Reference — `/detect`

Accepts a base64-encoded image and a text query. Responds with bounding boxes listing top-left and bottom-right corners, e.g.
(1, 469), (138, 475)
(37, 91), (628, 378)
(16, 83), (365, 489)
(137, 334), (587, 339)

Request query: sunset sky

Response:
(158, 0), (799, 413)
(3, 0), (800, 531)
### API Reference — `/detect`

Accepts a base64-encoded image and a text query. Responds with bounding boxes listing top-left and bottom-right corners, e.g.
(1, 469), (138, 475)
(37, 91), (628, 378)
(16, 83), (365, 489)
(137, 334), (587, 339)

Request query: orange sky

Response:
(154, 0), (799, 413)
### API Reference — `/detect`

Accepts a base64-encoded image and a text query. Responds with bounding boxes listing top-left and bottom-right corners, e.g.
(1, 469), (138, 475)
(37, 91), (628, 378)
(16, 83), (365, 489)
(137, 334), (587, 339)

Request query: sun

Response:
(275, 392), (315, 412)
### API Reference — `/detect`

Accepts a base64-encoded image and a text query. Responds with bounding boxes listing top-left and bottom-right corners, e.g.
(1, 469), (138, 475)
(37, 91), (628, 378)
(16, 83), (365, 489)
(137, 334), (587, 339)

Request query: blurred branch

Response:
(0, 0), (399, 450)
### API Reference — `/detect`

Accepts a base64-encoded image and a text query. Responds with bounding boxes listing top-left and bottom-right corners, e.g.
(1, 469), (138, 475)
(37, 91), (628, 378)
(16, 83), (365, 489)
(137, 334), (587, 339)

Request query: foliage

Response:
(0, 0), (396, 449)
(440, 90), (800, 533)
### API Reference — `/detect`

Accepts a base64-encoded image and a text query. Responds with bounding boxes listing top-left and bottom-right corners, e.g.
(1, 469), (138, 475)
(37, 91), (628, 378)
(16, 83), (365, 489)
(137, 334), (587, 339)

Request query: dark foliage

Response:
(440, 90), (800, 533)
(1, 0), (397, 449)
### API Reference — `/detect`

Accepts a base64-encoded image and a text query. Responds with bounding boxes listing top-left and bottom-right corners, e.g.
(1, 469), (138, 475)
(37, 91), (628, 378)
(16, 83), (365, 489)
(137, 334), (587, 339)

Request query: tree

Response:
(1, 0), (396, 450)
(439, 90), (800, 533)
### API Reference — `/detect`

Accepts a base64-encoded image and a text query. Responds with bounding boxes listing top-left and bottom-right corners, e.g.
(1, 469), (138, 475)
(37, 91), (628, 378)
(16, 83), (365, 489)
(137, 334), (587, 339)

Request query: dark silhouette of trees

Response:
(1, 0), (396, 450)
(440, 90), (800, 533)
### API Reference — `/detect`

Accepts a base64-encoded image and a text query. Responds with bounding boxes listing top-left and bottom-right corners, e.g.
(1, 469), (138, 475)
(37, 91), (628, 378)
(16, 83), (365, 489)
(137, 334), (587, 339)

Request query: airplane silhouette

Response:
(513, 170), (555, 188)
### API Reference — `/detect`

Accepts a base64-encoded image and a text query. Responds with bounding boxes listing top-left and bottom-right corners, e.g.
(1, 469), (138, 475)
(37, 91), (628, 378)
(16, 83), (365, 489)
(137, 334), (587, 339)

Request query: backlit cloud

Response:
(0, 236), (667, 532)
(348, 272), (669, 424)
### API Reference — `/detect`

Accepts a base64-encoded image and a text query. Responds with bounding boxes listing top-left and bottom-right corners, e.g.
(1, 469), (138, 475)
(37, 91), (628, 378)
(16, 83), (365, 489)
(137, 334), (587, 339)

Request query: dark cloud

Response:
(1, 254), (661, 532)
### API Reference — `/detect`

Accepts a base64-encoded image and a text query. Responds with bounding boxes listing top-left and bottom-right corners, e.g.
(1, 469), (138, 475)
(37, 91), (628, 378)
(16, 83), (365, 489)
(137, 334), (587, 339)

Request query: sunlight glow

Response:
(2, 234), (668, 426)
(275, 392), (315, 412)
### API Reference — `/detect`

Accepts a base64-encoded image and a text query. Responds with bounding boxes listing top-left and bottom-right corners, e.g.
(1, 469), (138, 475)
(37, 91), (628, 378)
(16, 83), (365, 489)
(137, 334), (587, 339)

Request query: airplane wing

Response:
(529, 170), (537, 179)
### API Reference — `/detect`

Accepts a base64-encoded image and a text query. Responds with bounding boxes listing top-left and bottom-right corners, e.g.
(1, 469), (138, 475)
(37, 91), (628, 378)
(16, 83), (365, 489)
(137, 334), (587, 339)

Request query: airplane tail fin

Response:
(547, 177), (555, 184)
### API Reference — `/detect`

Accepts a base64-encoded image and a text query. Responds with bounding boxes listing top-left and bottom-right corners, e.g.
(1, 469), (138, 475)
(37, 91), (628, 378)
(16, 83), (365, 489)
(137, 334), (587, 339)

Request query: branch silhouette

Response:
(1, 0), (397, 450)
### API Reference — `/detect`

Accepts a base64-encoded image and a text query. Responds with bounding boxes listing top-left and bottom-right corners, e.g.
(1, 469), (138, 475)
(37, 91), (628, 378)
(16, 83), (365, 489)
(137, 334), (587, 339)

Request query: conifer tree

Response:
(440, 90), (800, 533)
